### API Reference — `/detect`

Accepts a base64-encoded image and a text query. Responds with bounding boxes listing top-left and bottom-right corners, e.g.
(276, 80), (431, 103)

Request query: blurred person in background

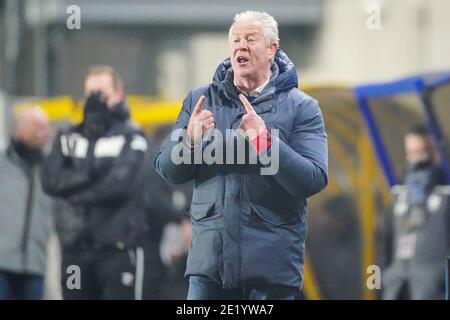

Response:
(146, 125), (192, 299)
(41, 66), (151, 300)
(155, 11), (328, 300)
(0, 106), (54, 300)
(382, 124), (448, 300)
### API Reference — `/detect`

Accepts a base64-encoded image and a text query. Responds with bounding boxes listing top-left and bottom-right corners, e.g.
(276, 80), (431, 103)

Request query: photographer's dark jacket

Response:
(155, 49), (328, 289)
(41, 102), (150, 250)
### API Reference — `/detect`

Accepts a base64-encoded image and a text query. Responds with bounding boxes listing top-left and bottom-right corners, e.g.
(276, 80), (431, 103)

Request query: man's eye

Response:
(233, 39), (239, 43)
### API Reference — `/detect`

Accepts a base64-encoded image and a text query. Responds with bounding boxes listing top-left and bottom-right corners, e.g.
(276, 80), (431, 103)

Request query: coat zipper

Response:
(21, 168), (36, 272)
(222, 86), (274, 288)
(238, 174), (244, 288)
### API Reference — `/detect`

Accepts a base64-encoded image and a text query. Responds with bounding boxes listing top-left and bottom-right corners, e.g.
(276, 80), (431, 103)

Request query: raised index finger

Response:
(239, 94), (256, 115)
(192, 95), (206, 115)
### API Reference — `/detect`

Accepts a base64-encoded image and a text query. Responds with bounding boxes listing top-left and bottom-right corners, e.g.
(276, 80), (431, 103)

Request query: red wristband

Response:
(249, 128), (272, 154)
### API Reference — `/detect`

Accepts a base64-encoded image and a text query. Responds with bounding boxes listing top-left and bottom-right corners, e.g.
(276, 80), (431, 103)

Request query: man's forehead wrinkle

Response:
(232, 23), (263, 35)
(232, 31), (260, 36)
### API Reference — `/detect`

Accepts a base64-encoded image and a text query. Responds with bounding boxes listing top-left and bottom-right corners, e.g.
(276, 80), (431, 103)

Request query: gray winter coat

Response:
(0, 143), (54, 276)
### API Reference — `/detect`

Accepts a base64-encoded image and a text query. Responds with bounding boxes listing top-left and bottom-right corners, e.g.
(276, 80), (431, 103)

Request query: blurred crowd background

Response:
(0, 0), (450, 300)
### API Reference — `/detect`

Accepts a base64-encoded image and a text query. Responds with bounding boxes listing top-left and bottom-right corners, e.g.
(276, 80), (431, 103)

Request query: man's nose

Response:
(236, 39), (249, 50)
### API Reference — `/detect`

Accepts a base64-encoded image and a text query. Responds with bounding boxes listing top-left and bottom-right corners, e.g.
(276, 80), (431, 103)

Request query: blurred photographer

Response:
(41, 66), (150, 299)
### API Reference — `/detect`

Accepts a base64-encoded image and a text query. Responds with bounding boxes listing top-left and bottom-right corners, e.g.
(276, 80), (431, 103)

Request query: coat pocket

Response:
(250, 205), (299, 227)
(186, 202), (222, 223)
(185, 202), (223, 281)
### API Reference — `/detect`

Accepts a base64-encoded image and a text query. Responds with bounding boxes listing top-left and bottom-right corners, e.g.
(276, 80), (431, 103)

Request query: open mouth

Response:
(236, 56), (250, 65)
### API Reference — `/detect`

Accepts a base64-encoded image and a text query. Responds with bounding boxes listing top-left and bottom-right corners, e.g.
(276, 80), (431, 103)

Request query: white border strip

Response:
(134, 247), (145, 300)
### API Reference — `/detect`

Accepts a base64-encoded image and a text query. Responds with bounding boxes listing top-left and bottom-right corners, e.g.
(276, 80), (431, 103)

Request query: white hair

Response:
(228, 11), (280, 45)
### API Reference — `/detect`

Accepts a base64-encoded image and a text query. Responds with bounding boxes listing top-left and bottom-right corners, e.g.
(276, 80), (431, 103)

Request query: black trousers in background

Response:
(61, 246), (147, 300)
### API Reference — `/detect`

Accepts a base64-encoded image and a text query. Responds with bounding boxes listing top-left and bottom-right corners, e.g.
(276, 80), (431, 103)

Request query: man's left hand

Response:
(239, 94), (266, 140)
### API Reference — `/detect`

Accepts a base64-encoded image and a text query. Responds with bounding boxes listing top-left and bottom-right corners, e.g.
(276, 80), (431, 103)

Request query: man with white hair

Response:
(155, 11), (328, 299)
(0, 106), (54, 300)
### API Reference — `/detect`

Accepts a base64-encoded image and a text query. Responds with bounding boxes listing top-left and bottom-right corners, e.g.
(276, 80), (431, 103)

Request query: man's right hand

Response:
(186, 95), (215, 146)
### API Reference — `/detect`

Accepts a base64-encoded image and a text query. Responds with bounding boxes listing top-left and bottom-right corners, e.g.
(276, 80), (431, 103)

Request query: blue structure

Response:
(354, 72), (450, 187)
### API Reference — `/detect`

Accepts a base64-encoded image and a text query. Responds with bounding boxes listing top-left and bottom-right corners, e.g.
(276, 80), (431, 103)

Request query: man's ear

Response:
(269, 42), (278, 61)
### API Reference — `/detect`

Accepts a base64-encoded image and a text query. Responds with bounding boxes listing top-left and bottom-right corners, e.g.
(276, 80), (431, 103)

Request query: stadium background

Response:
(1, 0), (450, 299)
